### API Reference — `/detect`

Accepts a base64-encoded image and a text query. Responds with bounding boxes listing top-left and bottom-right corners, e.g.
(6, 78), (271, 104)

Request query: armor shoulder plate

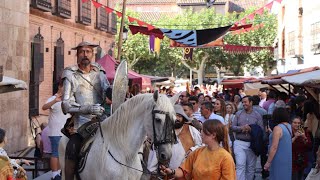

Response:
(61, 65), (78, 82)
(92, 62), (106, 74)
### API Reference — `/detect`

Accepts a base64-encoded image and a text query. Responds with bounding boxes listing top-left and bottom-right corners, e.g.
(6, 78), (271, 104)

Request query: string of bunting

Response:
(234, 0), (282, 26)
(231, 23), (264, 34)
(81, 0), (155, 30)
(223, 44), (274, 54)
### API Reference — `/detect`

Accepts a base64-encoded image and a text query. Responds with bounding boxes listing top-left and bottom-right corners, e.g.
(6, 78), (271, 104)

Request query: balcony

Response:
(96, 23), (109, 32)
(77, 16), (91, 26)
(32, 0), (52, 12)
(56, 6), (71, 19)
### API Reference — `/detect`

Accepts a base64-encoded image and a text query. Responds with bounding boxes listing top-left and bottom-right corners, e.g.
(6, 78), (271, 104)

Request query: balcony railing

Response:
(32, 0), (52, 12)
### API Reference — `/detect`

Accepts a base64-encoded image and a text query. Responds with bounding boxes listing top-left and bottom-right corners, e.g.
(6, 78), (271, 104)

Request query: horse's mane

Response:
(101, 93), (174, 161)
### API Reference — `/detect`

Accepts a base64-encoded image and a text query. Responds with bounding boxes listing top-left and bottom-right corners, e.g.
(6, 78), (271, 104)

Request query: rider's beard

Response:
(174, 121), (184, 129)
(79, 57), (91, 67)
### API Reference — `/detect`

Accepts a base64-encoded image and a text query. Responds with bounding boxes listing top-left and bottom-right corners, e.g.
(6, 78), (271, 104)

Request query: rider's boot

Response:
(65, 134), (82, 180)
(65, 159), (76, 180)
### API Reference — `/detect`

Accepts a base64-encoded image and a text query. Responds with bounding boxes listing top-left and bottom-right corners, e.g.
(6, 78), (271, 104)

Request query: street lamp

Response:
(108, 42), (115, 56)
(123, 27), (128, 42)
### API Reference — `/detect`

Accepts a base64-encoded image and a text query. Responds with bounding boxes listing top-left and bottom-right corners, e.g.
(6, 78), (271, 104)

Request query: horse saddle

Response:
(77, 121), (99, 173)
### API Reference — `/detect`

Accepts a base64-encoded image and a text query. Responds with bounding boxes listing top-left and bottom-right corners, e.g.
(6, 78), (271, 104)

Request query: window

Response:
(110, 12), (117, 34)
(31, 0), (52, 12)
(78, 0), (91, 25)
(29, 28), (44, 116)
(311, 22), (320, 51)
(53, 34), (65, 94)
(56, 0), (71, 19)
(96, 7), (109, 31)
(287, 31), (295, 56)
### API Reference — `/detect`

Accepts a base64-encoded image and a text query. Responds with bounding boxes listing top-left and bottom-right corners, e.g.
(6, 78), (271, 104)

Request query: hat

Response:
(174, 105), (192, 122)
(71, 41), (99, 50)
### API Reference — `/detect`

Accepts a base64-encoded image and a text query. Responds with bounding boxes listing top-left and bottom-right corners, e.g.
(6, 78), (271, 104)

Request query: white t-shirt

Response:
(46, 95), (70, 136)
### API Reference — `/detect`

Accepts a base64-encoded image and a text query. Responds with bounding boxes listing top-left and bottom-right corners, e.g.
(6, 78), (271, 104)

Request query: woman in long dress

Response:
(264, 107), (292, 180)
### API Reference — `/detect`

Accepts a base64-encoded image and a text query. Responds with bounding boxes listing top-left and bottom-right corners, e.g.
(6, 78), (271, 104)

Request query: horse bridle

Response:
(152, 107), (177, 150)
(107, 106), (176, 176)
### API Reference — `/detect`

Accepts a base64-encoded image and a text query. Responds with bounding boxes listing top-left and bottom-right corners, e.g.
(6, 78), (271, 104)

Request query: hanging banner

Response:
(223, 44), (274, 54)
(154, 38), (161, 55)
(160, 25), (232, 47)
(129, 25), (164, 39)
(183, 48), (193, 61)
(149, 35), (155, 53)
(170, 37), (224, 48)
(231, 23), (264, 34)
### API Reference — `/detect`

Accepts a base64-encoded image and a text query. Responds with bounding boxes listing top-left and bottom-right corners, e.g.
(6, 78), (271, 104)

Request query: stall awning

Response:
(282, 70), (320, 88)
(0, 76), (27, 94)
(247, 66), (320, 84)
(261, 79), (285, 85)
(96, 55), (152, 90)
(221, 77), (256, 89)
(141, 75), (169, 82)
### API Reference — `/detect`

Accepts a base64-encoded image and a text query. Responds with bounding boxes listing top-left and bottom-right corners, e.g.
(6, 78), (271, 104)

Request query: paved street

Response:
(29, 150), (267, 180)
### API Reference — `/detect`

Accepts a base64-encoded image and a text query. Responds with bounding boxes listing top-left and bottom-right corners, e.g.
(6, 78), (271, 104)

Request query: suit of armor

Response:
(61, 62), (110, 130)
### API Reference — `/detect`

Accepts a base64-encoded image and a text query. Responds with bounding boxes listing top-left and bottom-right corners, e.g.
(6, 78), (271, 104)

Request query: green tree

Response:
(121, 8), (277, 83)
(223, 9), (278, 75)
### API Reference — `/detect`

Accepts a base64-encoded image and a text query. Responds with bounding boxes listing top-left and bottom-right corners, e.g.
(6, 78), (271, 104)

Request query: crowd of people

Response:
(2, 41), (320, 180)
(151, 85), (320, 180)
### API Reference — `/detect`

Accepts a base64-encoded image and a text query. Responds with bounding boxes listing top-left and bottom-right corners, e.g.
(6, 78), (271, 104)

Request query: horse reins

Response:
(106, 106), (176, 177)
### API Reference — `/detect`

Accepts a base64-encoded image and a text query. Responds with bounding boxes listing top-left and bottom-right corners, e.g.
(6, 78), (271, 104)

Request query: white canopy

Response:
(0, 76), (28, 93)
(282, 70), (320, 88)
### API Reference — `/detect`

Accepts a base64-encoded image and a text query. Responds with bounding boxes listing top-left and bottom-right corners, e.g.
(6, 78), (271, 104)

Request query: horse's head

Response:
(147, 90), (177, 164)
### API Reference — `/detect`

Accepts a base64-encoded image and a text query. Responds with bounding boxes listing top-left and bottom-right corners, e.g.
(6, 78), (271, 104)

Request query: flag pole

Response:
(116, 0), (127, 62)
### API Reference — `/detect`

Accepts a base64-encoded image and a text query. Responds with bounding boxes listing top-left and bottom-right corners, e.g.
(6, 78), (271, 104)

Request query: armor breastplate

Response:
(62, 63), (110, 129)
(71, 70), (106, 128)
(73, 72), (103, 106)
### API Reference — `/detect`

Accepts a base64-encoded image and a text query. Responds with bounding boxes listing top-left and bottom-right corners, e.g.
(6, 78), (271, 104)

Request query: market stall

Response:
(97, 55), (152, 90)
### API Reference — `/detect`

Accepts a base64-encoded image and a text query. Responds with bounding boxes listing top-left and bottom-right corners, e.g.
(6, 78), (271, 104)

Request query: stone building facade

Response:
(0, 0), (30, 153)
(29, 0), (116, 120)
(1, 0), (116, 153)
(276, 0), (320, 73)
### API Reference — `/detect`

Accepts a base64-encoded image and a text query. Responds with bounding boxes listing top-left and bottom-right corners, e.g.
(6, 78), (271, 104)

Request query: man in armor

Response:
(61, 41), (110, 179)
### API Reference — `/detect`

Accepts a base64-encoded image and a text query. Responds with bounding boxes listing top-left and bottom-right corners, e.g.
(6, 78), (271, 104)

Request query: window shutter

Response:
(56, 0), (71, 19)
(110, 12), (117, 35)
(29, 27), (44, 116)
(53, 34), (65, 94)
(31, 0), (52, 12)
(78, 0), (91, 25)
(96, 7), (109, 31)
(29, 43), (40, 116)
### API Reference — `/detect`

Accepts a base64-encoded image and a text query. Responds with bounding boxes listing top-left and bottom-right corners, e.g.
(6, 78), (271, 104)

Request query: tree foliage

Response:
(120, 7), (277, 83)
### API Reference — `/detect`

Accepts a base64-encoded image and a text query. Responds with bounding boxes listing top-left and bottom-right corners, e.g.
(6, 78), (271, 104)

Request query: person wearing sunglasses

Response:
(189, 96), (202, 122)
(179, 91), (190, 104)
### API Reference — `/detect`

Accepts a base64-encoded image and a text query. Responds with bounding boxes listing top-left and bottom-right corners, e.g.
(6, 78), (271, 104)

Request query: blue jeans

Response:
(49, 136), (62, 157)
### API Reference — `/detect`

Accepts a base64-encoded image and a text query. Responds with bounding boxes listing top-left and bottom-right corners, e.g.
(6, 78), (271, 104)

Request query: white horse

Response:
(59, 91), (177, 180)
